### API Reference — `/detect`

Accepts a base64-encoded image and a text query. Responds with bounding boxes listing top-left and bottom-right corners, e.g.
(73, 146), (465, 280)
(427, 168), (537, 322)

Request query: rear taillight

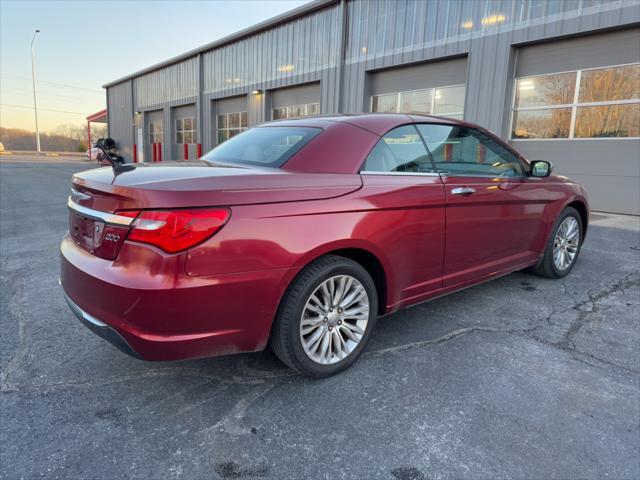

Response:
(118, 208), (230, 253)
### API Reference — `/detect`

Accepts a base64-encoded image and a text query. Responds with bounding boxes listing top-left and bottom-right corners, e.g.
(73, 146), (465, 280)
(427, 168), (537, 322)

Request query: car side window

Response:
(362, 125), (435, 173)
(415, 124), (524, 177)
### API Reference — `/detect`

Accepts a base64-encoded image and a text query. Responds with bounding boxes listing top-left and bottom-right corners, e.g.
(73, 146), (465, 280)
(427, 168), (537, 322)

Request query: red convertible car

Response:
(61, 114), (588, 377)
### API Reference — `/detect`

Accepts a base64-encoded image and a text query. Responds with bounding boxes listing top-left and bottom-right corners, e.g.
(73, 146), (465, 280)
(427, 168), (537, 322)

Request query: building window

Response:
(176, 117), (196, 144)
(218, 111), (247, 144)
(272, 102), (320, 120)
(511, 63), (640, 139)
(371, 85), (465, 119)
(149, 121), (163, 144)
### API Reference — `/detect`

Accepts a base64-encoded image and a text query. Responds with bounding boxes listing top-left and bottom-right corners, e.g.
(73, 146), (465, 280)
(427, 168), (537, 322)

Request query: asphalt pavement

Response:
(1, 162), (638, 480)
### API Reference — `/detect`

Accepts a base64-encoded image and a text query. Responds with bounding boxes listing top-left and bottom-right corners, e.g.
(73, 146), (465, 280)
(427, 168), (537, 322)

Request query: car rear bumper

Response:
(64, 292), (142, 359)
(60, 235), (299, 361)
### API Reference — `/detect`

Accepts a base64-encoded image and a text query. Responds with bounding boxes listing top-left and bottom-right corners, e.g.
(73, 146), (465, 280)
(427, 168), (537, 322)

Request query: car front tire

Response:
(269, 254), (378, 377)
(532, 206), (583, 279)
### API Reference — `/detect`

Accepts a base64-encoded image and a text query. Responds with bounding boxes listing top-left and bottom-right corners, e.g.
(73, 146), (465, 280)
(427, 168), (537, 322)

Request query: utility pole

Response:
(31, 29), (41, 154)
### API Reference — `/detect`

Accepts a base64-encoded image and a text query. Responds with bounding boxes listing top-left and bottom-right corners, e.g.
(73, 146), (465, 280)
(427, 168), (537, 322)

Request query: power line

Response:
(3, 86), (104, 99)
(1, 103), (88, 115)
(2, 87), (104, 104)
(0, 74), (103, 93)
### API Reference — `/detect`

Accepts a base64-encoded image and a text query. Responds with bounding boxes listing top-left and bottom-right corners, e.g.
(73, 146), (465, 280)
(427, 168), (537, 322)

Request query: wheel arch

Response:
(567, 200), (589, 239)
(324, 248), (388, 316)
(290, 240), (392, 317)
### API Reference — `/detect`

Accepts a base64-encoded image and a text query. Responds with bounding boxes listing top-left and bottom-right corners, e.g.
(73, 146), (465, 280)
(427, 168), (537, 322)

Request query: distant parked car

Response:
(85, 144), (101, 160)
(61, 114), (589, 377)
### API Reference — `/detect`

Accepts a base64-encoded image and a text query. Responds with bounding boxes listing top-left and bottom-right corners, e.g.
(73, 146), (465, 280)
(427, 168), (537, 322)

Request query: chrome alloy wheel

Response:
(300, 275), (370, 365)
(553, 216), (580, 271)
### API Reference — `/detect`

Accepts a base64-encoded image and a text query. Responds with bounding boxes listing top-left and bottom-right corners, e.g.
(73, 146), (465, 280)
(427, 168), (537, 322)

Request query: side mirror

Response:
(530, 160), (553, 177)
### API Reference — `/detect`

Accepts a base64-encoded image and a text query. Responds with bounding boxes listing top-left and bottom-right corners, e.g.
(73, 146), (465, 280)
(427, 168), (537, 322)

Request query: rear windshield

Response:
(201, 126), (322, 168)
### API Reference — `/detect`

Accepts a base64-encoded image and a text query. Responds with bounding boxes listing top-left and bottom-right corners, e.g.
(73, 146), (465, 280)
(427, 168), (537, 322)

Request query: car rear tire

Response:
(269, 254), (378, 377)
(531, 206), (583, 279)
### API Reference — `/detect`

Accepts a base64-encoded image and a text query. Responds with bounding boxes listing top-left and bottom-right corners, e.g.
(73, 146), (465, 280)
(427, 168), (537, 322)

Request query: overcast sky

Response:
(0, 0), (310, 132)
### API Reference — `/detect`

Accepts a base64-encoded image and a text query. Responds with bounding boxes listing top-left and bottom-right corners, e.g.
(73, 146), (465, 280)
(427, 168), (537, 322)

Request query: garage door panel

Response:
(173, 104), (196, 120)
(146, 110), (163, 123)
(516, 28), (640, 77)
(271, 83), (320, 109)
(513, 139), (640, 177)
(569, 173), (640, 215)
(216, 96), (247, 115)
(513, 29), (640, 215)
(370, 57), (468, 95)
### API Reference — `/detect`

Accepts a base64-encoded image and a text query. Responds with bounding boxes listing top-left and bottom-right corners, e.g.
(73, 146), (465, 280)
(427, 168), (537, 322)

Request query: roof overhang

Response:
(86, 109), (107, 123)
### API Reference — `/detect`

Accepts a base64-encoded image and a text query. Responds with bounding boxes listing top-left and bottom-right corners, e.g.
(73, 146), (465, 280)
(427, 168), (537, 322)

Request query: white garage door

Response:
(271, 83), (320, 120)
(369, 56), (468, 119)
(511, 28), (640, 215)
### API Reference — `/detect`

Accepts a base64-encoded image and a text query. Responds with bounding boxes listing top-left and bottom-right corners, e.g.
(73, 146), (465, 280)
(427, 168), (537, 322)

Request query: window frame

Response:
(360, 124), (438, 175)
(370, 84), (466, 118)
(510, 62), (640, 141)
(175, 116), (197, 145)
(271, 102), (320, 120)
(217, 111), (248, 144)
(148, 120), (164, 144)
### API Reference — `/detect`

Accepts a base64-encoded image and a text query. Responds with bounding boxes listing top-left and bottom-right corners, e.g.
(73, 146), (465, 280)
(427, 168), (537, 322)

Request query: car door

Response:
(416, 123), (548, 287)
(359, 125), (446, 307)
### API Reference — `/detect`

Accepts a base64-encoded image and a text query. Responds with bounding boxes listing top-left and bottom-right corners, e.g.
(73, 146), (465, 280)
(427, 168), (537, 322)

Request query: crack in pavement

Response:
(368, 326), (509, 356)
(560, 278), (582, 313)
(368, 324), (640, 375)
(556, 274), (639, 352)
(368, 274), (640, 375)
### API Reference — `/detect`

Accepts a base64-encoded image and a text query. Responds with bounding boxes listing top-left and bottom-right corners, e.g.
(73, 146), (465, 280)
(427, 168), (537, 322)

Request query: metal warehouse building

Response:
(104, 0), (640, 215)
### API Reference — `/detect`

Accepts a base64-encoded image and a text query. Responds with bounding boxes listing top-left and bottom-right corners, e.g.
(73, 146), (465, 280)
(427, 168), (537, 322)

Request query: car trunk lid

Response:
(71, 162), (361, 210)
(67, 162), (361, 259)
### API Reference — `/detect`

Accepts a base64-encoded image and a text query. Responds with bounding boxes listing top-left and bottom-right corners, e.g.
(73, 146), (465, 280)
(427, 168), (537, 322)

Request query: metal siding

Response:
(196, 54), (203, 147)
(106, 81), (133, 162)
(342, 0), (640, 131)
(202, 5), (340, 96)
(202, 99), (213, 152)
(135, 58), (198, 110)
(248, 92), (265, 127)
(466, 35), (515, 134)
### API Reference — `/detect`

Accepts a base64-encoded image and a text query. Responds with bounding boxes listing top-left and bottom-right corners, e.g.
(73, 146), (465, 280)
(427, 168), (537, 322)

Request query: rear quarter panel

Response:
(185, 175), (446, 311)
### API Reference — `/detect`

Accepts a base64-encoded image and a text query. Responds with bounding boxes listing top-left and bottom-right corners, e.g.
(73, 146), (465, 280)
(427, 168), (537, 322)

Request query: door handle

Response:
(451, 187), (476, 197)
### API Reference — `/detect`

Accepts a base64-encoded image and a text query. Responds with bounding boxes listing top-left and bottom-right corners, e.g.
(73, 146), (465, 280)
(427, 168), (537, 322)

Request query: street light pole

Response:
(30, 29), (41, 155)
